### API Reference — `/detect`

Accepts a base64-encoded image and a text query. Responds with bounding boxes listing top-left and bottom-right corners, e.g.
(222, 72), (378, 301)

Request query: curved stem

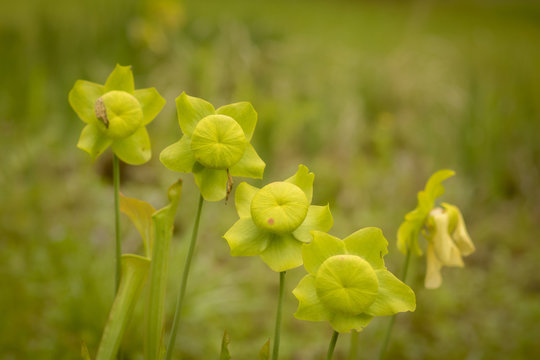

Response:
(326, 331), (339, 360)
(113, 154), (121, 293)
(377, 249), (411, 360)
(165, 194), (204, 360)
(347, 330), (359, 360)
(272, 271), (286, 360)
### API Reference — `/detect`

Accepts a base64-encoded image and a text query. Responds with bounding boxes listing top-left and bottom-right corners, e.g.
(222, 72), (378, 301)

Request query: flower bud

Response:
(95, 91), (143, 139)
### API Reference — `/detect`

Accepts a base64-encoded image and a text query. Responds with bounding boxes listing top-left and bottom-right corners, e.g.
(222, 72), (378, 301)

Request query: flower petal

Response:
(292, 274), (332, 322)
(344, 227), (388, 270)
(175, 92), (215, 137)
(329, 312), (373, 333)
(293, 205), (333, 243)
(285, 164), (314, 203)
(192, 163), (228, 202)
(216, 102), (257, 141)
(134, 88), (166, 125)
(77, 124), (112, 160)
(223, 218), (271, 256)
(425, 243), (443, 289)
(442, 203), (475, 256)
(259, 233), (303, 272)
(364, 269), (416, 317)
(69, 80), (104, 124)
(229, 144), (265, 179)
(111, 127), (151, 165)
(104, 64), (135, 93)
(430, 210), (463, 267)
(234, 182), (259, 218)
(302, 231), (345, 275)
(159, 136), (196, 173)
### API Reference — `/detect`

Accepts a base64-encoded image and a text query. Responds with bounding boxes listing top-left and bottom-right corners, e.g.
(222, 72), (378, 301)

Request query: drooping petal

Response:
(364, 269), (416, 317)
(423, 169), (456, 206)
(285, 164), (314, 203)
(425, 243), (443, 289)
(77, 124), (112, 160)
(292, 205), (333, 243)
(192, 163), (228, 202)
(175, 92), (215, 137)
(442, 203), (475, 256)
(69, 80), (104, 124)
(302, 231), (345, 275)
(229, 144), (265, 179)
(216, 102), (257, 141)
(111, 127), (151, 165)
(430, 210), (464, 267)
(134, 88), (166, 125)
(104, 64), (135, 93)
(223, 218), (271, 256)
(234, 182), (259, 218)
(344, 227), (388, 270)
(259, 233), (303, 272)
(159, 136), (196, 173)
(292, 274), (332, 322)
(329, 312), (373, 333)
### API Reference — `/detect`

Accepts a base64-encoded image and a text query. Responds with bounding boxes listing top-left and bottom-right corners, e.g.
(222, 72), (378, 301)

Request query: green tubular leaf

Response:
(175, 92), (215, 137)
(329, 312), (373, 334)
(69, 80), (104, 124)
(364, 269), (416, 317)
(216, 101), (258, 141)
(285, 164), (314, 203)
(442, 203), (475, 256)
(234, 182), (259, 218)
(119, 194), (156, 257)
(111, 127), (151, 165)
(302, 231), (345, 275)
(425, 243), (443, 289)
(229, 143), (266, 179)
(192, 163), (228, 201)
(159, 136), (196, 173)
(259, 233), (303, 272)
(293, 274), (332, 322)
(96, 254), (150, 360)
(77, 124), (112, 160)
(292, 205), (333, 243)
(219, 330), (232, 360)
(134, 88), (166, 125)
(343, 227), (388, 270)
(259, 339), (270, 360)
(104, 64), (135, 93)
(224, 218), (271, 256)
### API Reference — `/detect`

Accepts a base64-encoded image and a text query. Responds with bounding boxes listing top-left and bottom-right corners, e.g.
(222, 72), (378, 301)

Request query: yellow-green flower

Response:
(69, 64), (165, 165)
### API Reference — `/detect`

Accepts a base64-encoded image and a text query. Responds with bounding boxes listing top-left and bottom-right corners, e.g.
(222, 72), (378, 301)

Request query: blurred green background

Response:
(1, 0), (539, 358)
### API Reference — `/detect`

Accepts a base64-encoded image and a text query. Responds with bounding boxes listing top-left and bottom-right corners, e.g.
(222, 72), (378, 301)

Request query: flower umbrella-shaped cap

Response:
(293, 228), (416, 333)
(160, 92), (266, 202)
(69, 64), (166, 165)
(223, 165), (333, 272)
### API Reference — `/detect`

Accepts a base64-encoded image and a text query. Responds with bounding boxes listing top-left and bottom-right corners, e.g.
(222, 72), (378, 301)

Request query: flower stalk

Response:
(326, 331), (339, 360)
(113, 154), (121, 293)
(272, 271), (286, 360)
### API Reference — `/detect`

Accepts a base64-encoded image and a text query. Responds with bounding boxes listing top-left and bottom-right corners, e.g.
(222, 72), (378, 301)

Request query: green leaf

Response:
(216, 101), (258, 141)
(119, 194), (156, 257)
(159, 136), (196, 173)
(234, 182), (259, 218)
(364, 269), (416, 317)
(134, 88), (166, 125)
(285, 164), (314, 203)
(77, 124), (112, 160)
(111, 127), (151, 165)
(229, 143), (266, 179)
(192, 163), (228, 201)
(104, 64), (135, 93)
(259, 339), (270, 360)
(69, 80), (104, 124)
(224, 218), (271, 256)
(219, 330), (232, 360)
(329, 312), (373, 334)
(292, 274), (332, 322)
(175, 92), (215, 137)
(293, 205), (333, 243)
(344, 227), (388, 270)
(259, 233), (303, 272)
(302, 231), (345, 275)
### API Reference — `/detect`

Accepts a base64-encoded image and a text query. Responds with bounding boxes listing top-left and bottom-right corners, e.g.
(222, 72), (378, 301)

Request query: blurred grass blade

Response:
(219, 330), (231, 360)
(96, 254), (151, 360)
(81, 341), (91, 360)
(119, 193), (157, 258)
(259, 339), (270, 360)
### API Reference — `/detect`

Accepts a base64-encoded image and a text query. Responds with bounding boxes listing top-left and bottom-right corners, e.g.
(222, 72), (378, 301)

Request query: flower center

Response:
(250, 182), (309, 234)
(190, 114), (247, 169)
(95, 91), (143, 139)
(315, 255), (379, 314)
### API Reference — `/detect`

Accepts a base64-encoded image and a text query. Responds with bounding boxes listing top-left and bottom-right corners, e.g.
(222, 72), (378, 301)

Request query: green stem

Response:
(326, 331), (339, 360)
(347, 331), (359, 360)
(165, 194), (204, 360)
(272, 271), (286, 360)
(113, 154), (121, 293)
(377, 249), (411, 360)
